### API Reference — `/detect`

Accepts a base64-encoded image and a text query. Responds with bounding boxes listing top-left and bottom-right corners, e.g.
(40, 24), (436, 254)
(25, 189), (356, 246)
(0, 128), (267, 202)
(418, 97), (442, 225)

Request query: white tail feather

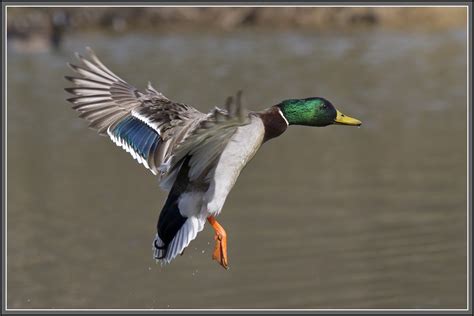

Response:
(152, 216), (206, 264)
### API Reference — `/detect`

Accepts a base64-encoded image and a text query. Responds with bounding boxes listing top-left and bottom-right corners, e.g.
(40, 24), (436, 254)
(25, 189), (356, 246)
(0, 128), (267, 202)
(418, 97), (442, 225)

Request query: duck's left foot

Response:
(207, 216), (229, 270)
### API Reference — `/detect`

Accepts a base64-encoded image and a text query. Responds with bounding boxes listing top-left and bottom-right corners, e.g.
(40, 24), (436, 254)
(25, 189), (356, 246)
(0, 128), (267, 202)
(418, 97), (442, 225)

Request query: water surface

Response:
(6, 28), (468, 309)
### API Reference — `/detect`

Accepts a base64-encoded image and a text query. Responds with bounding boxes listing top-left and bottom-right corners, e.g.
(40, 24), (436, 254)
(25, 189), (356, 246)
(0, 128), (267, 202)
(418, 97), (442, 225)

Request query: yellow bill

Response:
(334, 110), (362, 126)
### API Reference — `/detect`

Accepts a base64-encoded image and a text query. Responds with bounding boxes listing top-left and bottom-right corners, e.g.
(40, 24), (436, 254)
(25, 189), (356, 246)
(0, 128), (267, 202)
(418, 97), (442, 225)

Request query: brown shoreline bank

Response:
(7, 7), (467, 36)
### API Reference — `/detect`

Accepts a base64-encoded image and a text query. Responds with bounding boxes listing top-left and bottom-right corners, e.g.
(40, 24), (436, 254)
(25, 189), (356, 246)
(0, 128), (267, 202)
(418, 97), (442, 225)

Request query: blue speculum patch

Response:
(111, 116), (160, 159)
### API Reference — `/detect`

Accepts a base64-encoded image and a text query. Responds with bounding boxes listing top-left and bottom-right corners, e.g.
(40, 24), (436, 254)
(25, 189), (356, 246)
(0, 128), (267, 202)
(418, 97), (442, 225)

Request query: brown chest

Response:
(258, 106), (288, 142)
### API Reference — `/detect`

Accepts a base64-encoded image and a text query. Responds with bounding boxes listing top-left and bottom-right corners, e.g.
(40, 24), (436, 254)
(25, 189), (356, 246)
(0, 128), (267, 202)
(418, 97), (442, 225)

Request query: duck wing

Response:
(65, 47), (207, 176)
(65, 48), (250, 184)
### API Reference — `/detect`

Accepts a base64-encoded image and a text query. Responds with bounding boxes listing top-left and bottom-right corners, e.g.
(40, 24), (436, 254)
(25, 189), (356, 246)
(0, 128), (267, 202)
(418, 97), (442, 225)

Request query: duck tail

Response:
(153, 156), (207, 265)
(153, 216), (206, 264)
(152, 233), (167, 260)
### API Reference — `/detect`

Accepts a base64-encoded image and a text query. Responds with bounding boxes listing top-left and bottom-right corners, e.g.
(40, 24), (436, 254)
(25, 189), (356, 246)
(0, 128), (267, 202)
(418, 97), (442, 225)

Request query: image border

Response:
(2, 1), (472, 313)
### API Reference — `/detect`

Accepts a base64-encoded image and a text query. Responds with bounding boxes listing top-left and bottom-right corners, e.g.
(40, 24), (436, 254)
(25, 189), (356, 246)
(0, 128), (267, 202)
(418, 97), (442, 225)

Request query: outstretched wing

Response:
(66, 48), (251, 189)
(65, 47), (206, 175)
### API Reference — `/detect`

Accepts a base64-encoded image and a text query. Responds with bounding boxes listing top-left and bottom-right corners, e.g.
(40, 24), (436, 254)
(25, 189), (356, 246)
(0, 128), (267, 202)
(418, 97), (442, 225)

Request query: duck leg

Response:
(207, 216), (229, 270)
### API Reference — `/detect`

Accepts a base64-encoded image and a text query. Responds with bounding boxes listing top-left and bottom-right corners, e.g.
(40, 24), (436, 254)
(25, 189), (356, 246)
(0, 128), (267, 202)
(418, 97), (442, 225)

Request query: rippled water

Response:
(6, 28), (468, 309)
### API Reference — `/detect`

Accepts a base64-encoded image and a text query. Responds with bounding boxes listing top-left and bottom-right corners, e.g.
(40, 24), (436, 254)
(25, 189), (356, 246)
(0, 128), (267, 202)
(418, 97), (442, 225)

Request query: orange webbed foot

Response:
(207, 216), (229, 270)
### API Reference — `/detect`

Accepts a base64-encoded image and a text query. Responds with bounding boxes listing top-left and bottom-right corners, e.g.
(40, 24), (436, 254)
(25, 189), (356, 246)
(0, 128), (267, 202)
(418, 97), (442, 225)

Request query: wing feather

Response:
(66, 48), (250, 188)
(66, 47), (204, 175)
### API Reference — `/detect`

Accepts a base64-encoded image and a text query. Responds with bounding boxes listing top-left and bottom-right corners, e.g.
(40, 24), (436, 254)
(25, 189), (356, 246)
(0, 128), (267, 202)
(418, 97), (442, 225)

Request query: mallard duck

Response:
(65, 48), (361, 270)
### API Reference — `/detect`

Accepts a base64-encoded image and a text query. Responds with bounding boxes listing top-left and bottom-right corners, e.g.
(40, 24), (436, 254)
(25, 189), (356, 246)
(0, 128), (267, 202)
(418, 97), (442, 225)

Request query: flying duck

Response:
(65, 48), (361, 269)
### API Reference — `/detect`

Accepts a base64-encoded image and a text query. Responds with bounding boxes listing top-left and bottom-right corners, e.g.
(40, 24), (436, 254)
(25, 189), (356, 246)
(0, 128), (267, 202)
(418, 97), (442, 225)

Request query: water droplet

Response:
(27, 299), (31, 303)
(201, 250), (205, 254)
(148, 266), (152, 271)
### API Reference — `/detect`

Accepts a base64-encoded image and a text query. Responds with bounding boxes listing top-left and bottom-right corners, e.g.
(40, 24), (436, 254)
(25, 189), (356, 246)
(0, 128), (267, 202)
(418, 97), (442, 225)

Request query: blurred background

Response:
(6, 6), (468, 309)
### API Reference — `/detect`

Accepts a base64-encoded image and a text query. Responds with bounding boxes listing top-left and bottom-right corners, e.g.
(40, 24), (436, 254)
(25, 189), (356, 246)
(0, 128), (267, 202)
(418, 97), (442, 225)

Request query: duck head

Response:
(276, 97), (361, 127)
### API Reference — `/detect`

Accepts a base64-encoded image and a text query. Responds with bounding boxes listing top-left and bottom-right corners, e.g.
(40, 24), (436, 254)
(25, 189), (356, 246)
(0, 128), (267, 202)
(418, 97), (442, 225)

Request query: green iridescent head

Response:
(277, 97), (361, 127)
